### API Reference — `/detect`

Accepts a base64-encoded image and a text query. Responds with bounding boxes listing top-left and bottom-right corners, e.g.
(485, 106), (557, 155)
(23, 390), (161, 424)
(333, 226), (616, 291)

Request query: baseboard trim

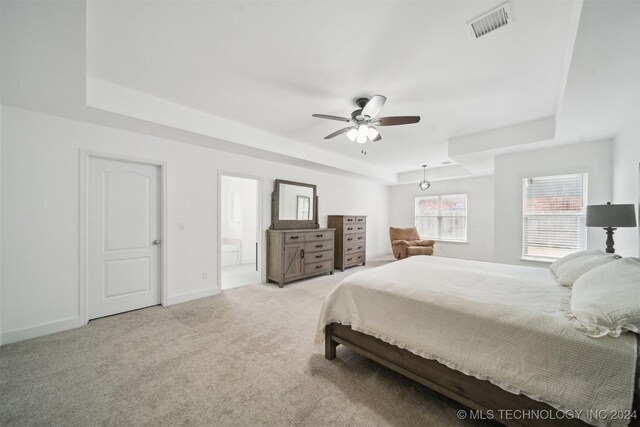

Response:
(1, 316), (84, 345)
(166, 287), (220, 306)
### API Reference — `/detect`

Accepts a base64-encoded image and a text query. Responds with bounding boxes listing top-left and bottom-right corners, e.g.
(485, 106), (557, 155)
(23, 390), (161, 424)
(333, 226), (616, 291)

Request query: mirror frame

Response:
(271, 179), (319, 230)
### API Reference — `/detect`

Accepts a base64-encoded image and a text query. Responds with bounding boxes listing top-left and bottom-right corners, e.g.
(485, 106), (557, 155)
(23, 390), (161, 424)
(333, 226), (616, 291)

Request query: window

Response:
(415, 194), (467, 242)
(522, 173), (587, 261)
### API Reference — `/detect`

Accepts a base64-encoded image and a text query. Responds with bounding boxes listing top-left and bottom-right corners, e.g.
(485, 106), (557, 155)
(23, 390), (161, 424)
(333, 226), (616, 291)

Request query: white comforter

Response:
(316, 256), (637, 427)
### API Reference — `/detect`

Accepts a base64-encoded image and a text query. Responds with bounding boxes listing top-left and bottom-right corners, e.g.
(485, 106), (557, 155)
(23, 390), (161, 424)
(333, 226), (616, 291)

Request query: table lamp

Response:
(586, 202), (637, 253)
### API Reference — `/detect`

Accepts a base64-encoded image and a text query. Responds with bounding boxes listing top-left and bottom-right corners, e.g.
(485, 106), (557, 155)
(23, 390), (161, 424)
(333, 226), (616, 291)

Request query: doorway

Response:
(220, 174), (260, 289)
(86, 156), (163, 320)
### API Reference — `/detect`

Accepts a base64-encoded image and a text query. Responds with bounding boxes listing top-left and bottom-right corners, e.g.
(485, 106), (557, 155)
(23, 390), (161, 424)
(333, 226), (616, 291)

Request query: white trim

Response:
(1, 316), (83, 345)
(521, 257), (554, 264)
(166, 287), (219, 306)
(217, 171), (264, 291)
(79, 150), (168, 325)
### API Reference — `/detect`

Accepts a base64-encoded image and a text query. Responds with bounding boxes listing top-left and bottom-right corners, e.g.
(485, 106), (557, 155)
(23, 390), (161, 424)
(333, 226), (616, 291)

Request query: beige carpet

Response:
(0, 258), (496, 426)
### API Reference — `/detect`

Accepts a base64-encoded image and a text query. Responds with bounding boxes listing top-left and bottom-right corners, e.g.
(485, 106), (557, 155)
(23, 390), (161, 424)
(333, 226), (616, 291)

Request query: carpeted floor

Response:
(0, 258), (496, 426)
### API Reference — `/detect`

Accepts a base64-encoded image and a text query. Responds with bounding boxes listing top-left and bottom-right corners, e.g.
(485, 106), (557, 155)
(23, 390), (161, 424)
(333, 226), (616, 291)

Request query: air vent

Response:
(468, 2), (512, 38)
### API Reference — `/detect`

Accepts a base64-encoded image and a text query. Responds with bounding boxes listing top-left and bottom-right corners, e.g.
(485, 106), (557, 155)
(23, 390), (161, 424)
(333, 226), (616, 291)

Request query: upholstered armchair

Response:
(389, 227), (435, 259)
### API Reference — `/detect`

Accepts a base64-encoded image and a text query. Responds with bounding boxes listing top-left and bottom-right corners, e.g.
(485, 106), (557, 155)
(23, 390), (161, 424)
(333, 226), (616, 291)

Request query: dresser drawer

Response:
(304, 249), (333, 264)
(344, 223), (365, 235)
(304, 259), (333, 274)
(284, 232), (306, 243)
(343, 216), (357, 224)
(355, 216), (366, 223)
(344, 233), (365, 244)
(344, 252), (365, 266)
(345, 241), (365, 254)
(306, 230), (333, 241)
(304, 240), (333, 253)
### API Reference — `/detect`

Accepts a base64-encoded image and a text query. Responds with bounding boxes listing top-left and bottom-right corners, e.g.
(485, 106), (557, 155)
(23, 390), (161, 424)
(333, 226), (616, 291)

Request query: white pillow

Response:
(563, 257), (640, 337)
(551, 250), (619, 286)
(550, 250), (603, 276)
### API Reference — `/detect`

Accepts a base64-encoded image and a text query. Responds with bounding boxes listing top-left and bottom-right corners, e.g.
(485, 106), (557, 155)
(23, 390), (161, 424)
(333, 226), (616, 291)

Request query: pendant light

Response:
(418, 164), (431, 191)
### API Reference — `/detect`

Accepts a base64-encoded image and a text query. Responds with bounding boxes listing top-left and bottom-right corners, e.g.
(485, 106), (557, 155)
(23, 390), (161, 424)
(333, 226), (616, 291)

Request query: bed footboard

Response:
(324, 323), (640, 427)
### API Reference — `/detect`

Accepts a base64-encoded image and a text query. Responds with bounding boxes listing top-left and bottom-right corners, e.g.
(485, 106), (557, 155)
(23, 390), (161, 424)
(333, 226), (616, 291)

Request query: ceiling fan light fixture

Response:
(418, 164), (431, 191)
(356, 124), (369, 144)
(311, 95), (420, 150)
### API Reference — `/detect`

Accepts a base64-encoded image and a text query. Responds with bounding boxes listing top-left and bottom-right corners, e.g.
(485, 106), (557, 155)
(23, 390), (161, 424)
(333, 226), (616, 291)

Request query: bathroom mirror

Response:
(271, 179), (318, 229)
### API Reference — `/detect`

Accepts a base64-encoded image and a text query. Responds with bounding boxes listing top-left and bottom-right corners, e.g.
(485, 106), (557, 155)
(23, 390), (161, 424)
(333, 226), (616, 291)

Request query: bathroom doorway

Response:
(219, 174), (260, 289)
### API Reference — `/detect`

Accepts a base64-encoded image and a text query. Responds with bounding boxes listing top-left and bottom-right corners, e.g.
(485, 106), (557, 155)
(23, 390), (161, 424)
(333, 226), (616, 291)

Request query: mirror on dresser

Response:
(271, 179), (318, 230)
(267, 179), (335, 287)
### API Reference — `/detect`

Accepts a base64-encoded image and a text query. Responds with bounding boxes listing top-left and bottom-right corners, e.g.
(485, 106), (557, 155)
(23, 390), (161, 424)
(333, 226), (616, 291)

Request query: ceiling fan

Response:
(312, 95), (420, 144)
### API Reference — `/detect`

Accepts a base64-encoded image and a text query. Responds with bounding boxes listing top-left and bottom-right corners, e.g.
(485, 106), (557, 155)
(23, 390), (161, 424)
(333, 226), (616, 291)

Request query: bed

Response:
(316, 256), (639, 427)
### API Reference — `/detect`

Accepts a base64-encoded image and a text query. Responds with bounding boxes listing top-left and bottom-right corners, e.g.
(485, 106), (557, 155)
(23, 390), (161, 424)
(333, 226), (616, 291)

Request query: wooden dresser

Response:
(267, 228), (335, 287)
(328, 215), (367, 271)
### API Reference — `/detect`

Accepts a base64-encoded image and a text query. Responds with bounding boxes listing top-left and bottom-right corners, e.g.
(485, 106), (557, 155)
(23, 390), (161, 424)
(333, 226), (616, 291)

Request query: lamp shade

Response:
(586, 203), (637, 227)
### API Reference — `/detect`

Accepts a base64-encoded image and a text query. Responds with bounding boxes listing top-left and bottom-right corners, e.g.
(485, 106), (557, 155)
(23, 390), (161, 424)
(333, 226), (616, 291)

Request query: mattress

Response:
(316, 256), (637, 427)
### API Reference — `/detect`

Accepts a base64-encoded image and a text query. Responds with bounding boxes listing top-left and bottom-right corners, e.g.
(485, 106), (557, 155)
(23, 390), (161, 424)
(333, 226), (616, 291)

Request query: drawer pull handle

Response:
(315, 255), (322, 259)
(301, 249), (305, 259)
(316, 234), (323, 238)
(358, 237), (363, 240)
(315, 264), (322, 269)
(347, 248), (352, 251)
(347, 238), (353, 241)
(347, 257), (352, 261)
(316, 244), (322, 248)
(290, 236), (299, 240)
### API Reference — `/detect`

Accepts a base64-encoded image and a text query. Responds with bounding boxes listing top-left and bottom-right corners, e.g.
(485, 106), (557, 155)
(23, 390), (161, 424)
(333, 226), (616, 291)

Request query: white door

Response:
(88, 158), (161, 319)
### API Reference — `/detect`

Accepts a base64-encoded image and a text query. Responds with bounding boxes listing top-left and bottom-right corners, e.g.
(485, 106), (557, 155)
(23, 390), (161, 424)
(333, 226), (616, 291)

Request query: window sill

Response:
(424, 239), (468, 244)
(521, 257), (554, 264)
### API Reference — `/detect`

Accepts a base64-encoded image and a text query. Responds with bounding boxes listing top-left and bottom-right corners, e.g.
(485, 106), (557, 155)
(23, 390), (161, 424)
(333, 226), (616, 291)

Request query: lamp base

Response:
(603, 227), (617, 254)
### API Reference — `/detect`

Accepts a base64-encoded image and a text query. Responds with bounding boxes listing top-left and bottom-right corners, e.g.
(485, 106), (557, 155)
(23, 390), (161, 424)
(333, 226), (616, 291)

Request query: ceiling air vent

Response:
(467, 2), (512, 39)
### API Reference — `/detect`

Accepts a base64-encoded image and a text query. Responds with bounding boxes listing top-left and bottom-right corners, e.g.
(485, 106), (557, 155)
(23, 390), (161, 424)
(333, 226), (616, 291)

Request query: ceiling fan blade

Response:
(361, 95), (387, 118)
(312, 114), (351, 122)
(376, 116), (421, 126)
(324, 127), (354, 139)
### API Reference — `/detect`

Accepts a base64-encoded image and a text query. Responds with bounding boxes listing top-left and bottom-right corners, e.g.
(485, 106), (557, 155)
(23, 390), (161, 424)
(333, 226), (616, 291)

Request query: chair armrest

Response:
(392, 239), (410, 246)
(415, 239), (435, 247)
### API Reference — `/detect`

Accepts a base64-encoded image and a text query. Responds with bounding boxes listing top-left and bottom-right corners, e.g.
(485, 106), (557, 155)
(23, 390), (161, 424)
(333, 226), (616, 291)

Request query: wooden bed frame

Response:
(325, 322), (640, 427)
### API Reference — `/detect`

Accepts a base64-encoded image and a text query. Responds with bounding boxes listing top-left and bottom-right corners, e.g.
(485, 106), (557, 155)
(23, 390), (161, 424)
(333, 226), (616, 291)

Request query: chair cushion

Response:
(389, 227), (421, 242)
(407, 246), (434, 256)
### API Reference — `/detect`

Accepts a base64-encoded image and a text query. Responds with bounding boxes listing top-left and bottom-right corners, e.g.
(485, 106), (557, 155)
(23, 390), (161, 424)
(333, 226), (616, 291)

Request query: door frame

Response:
(79, 150), (168, 324)
(217, 171), (263, 291)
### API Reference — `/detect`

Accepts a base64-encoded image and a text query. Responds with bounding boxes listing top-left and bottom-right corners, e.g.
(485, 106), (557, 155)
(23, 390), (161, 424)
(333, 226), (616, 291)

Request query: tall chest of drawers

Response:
(328, 215), (367, 271)
(267, 228), (335, 287)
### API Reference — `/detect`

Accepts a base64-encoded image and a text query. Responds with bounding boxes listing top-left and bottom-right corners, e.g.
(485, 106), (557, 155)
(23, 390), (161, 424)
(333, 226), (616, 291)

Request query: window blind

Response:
(522, 173), (587, 261)
(415, 194), (467, 242)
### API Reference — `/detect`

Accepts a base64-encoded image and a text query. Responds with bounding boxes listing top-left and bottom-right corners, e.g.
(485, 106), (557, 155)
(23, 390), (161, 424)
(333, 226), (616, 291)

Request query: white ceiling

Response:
(87, 0), (576, 174)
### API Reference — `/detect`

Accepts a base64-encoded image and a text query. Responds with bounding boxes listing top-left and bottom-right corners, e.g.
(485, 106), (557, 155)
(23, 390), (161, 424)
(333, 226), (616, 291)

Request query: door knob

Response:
(152, 240), (161, 245)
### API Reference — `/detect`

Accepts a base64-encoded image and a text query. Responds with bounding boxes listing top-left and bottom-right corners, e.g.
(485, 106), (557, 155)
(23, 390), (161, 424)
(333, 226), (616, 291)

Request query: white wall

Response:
(389, 175), (495, 262)
(0, 103), (3, 347)
(0, 106), (390, 344)
(494, 140), (613, 266)
(612, 121), (640, 257)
